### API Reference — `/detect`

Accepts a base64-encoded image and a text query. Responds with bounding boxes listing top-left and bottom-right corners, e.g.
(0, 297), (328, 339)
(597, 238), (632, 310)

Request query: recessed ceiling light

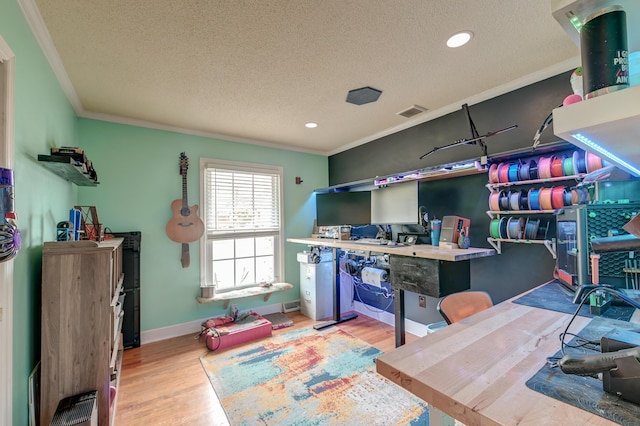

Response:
(305, 122), (318, 128)
(447, 31), (473, 48)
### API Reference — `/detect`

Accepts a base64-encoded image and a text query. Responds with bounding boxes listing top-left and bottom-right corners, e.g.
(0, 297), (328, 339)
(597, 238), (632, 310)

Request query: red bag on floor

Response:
(199, 312), (272, 351)
(203, 315), (234, 328)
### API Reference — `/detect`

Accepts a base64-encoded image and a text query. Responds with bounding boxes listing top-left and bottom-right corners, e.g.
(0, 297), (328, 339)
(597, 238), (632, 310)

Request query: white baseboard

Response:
(352, 301), (430, 337)
(140, 302), (286, 345)
(141, 299), (433, 345)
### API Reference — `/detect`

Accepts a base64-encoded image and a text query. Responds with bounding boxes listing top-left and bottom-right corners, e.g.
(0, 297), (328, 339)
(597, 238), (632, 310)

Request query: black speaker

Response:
(110, 231), (141, 348)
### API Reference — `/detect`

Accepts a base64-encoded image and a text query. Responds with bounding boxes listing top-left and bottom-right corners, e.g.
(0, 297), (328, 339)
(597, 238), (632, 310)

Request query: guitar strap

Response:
(181, 243), (190, 268)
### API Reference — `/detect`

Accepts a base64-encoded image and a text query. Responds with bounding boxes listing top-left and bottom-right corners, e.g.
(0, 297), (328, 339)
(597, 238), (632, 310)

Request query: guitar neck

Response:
(181, 172), (188, 209)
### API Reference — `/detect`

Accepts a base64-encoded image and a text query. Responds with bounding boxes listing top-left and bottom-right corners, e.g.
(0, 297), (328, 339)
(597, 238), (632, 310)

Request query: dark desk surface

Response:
(526, 316), (640, 425)
(513, 280), (636, 322)
(376, 285), (640, 425)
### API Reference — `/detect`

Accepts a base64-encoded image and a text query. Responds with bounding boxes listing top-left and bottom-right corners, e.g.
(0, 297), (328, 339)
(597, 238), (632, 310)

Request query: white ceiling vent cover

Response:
(397, 105), (428, 118)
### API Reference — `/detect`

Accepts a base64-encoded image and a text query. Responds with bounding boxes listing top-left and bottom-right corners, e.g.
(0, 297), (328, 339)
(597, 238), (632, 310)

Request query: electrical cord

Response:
(559, 287), (606, 357)
(532, 104), (562, 150)
(554, 286), (640, 362)
(198, 326), (222, 351)
(339, 262), (394, 314)
(352, 275), (395, 314)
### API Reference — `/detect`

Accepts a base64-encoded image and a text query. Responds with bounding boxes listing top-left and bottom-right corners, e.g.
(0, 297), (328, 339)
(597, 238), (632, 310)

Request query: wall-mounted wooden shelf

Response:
(38, 154), (99, 186)
(196, 282), (292, 308)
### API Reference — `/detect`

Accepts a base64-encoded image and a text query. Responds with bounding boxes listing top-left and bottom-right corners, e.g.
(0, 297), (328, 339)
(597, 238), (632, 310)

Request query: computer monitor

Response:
(371, 181), (419, 225)
(315, 191), (371, 226)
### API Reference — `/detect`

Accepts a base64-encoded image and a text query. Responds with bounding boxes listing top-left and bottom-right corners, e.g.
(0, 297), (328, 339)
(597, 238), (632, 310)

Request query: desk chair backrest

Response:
(437, 291), (493, 324)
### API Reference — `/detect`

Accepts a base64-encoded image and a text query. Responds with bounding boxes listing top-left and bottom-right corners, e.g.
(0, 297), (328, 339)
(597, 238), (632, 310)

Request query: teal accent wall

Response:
(2, 1), (327, 423)
(2, 1), (80, 424)
(77, 119), (327, 329)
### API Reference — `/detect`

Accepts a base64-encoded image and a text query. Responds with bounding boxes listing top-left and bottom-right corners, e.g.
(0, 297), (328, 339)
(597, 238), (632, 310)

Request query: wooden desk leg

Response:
(394, 288), (405, 347)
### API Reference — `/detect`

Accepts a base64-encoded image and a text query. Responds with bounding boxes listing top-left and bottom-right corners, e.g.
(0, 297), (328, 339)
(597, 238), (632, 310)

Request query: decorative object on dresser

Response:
(165, 152), (204, 268)
(40, 239), (124, 426)
(73, 205), (104, 241)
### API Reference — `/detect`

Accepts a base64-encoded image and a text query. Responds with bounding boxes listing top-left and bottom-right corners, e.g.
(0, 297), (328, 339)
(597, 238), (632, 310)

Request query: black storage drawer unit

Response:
(389, 255), (470, 298)
(110, 231), (141, 348)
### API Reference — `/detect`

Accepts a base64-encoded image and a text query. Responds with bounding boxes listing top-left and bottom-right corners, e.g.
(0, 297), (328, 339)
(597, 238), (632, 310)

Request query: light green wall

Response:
(2, 0), (327, 423)
(2, 1), (80, 424)
(77, 119), (327, 329)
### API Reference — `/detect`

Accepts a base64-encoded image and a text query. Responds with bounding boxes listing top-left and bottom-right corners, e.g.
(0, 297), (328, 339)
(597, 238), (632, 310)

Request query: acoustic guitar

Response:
(166, 152), (204, 267)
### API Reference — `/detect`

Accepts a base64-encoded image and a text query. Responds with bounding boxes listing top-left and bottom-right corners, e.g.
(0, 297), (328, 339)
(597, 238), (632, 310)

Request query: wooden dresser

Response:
(40, 239), (124, 426)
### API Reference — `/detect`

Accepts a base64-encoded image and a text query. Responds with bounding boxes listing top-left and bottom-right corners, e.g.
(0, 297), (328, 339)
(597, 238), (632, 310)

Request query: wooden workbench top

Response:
(375, 295), (627, 425)
(287, 237), (495, 262)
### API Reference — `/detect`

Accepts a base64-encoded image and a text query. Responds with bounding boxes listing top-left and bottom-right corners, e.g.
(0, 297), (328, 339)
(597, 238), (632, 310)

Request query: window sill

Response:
(196, 282), (293, 308)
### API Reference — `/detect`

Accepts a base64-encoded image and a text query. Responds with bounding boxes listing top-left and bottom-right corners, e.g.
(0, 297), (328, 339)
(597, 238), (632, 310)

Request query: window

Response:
(200, 158), (283, 292)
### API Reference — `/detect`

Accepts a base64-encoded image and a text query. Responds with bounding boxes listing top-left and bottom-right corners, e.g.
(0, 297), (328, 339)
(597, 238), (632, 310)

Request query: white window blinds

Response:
(205, 167), (281, 233)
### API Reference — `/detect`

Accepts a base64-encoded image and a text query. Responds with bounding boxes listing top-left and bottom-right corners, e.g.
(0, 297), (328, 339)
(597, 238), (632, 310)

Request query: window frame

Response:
(0, 35), (15, 426)
(199, 157), (284, 292)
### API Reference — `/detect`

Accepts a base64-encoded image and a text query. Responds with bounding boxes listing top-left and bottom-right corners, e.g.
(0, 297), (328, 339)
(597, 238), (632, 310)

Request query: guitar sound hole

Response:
(180, 207), (191, 216)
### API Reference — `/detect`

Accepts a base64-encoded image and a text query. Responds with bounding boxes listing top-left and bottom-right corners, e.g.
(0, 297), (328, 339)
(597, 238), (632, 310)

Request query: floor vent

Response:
(397, 104), (427, 118)
(282, 299), (301, 313)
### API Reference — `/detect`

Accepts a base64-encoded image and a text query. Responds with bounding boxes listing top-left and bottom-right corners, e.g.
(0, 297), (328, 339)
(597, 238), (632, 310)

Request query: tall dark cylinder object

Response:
(581, 5), (629, 99)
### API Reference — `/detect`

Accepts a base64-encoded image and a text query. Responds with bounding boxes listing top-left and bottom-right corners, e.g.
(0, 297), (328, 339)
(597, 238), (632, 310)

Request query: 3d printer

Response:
(556, 203), (640, 290)
(559, 213), (640, 404)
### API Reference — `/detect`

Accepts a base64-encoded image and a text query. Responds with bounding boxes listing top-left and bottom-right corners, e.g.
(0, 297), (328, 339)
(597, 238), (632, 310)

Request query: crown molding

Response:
(17, 0), (328, 157)
(18, 0), (83, 114)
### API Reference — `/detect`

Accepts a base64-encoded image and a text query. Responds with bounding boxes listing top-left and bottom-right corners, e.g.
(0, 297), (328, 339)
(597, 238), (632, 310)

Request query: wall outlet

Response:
(418, 296), (426, 308)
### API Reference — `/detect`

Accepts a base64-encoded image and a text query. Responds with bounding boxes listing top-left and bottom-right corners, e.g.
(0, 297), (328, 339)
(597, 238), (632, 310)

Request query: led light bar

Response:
(571, 133), (640, 176)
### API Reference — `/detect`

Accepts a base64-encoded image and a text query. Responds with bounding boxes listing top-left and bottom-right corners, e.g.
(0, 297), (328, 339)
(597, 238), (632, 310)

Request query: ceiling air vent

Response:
(397, 105), (427, 118)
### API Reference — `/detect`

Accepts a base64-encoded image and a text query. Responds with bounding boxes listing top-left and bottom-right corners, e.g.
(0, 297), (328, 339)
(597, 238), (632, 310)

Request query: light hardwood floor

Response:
(115, 311), (417, 425)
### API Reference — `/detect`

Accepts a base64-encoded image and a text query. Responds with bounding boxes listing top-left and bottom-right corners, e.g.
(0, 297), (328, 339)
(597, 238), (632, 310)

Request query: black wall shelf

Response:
(38, 154), (99, 186)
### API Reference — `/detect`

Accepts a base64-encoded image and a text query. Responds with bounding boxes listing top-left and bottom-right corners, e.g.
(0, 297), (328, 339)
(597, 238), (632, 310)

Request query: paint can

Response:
(580, 5), (628, 99)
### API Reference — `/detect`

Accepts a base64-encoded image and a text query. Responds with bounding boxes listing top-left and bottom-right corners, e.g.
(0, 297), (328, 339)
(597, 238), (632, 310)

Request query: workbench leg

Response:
(394, 288), (405, 347)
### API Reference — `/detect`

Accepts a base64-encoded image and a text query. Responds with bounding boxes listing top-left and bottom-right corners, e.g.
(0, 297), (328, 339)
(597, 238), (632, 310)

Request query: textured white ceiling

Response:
(26, 0), (580, 155)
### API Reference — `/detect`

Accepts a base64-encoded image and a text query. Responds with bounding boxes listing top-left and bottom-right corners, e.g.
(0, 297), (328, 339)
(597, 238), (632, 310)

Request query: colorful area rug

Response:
(200, 326), (429, 425)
